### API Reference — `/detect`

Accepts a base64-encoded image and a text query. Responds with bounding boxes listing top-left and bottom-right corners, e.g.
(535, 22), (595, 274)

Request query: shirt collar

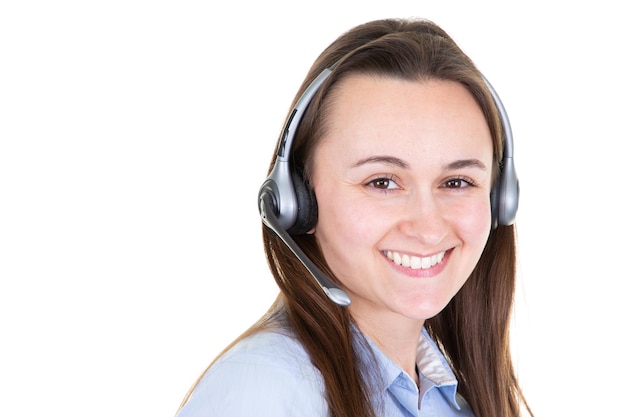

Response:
(415, 328), (462, 409)
(357, 327), (463, 411)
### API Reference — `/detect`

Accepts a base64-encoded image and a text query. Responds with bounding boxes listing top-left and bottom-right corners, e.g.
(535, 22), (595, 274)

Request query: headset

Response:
(258, 65), (519, 307)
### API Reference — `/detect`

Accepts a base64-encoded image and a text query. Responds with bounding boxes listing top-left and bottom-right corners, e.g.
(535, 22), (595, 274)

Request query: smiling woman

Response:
(176, 17), (533, 417)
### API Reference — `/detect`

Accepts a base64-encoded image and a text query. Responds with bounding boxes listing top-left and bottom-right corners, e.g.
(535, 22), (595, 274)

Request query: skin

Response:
(310, 75), (494, 381)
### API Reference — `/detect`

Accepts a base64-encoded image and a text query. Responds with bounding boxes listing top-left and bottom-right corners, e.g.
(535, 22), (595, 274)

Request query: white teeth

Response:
(385, 250), (445, 270)
(393, 252), (402, 265)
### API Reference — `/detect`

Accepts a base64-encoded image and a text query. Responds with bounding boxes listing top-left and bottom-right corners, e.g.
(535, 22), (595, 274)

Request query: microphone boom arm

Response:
(259, 192), (351, 307)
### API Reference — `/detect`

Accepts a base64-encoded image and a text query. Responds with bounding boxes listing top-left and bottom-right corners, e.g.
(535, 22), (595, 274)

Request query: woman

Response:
(177, 17), (533, 417)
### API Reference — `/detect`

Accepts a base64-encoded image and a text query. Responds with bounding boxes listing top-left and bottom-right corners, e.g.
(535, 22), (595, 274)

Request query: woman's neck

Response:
(352, 311), (424, 383)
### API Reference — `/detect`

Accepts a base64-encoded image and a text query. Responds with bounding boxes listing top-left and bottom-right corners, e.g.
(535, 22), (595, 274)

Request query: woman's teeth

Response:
(385, 250), (445, 270)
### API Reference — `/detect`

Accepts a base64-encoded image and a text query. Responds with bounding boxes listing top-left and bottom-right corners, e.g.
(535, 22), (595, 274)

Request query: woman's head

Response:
(264, 18), (510, 315)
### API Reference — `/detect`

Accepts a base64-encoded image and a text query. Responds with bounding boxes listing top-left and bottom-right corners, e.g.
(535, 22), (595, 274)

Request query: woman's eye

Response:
(443, 178), (475, 188)
(367, 177), (399, 190)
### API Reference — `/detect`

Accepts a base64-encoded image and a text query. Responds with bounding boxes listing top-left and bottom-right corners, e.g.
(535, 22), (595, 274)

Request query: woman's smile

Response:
(384, 249), (446, 270)
(383, 249), (450, 278)
(384, 247), (446, 269)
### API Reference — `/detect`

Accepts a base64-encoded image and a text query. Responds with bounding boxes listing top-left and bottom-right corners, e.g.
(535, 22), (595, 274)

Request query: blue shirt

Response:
(177, 326), (474, 416)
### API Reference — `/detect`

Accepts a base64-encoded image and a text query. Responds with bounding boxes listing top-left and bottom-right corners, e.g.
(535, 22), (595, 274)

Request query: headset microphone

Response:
(259, 189), (350, 306)
(258, 191), (351, 306)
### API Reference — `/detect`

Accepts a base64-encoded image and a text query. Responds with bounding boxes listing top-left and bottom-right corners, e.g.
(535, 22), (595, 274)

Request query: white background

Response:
(1, 1), (624, 416)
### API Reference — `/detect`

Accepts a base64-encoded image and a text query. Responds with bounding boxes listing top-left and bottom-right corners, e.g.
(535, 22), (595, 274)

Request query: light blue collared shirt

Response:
(177, 326), (474, 416)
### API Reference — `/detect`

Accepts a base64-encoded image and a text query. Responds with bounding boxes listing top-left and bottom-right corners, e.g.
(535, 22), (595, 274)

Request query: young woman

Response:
(176, 17), (533, 417)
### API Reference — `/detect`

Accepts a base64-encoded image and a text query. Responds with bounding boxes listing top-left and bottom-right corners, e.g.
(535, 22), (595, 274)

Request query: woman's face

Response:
(311, 75), (493, 326)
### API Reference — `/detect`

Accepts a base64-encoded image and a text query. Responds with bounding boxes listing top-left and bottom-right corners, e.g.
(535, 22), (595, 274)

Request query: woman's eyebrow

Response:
(351, 155), (409, 169)
(444, 159), (487, 171)
(351, 156), (487, 171)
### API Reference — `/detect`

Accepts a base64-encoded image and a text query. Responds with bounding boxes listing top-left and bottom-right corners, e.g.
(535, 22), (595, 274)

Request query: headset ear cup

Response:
(287, 171), (318, 235)
(497, 157), (519, 227)
(490, 179), (501, 229)
(491, 157), (519, 228)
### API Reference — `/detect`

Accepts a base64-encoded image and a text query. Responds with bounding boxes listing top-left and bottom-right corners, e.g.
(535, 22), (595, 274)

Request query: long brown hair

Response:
(179, 18), (533, 417)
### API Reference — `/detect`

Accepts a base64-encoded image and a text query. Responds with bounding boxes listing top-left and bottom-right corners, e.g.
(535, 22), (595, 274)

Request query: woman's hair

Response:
(179, 17), (533, 417)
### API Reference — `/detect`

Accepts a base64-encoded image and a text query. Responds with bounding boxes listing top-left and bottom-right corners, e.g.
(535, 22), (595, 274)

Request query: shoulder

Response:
(213, 330), (323, 383)
(177, 330), (327, 417)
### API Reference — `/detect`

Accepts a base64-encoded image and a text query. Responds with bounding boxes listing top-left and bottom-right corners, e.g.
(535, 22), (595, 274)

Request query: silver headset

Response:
(257, 65), (519, 306)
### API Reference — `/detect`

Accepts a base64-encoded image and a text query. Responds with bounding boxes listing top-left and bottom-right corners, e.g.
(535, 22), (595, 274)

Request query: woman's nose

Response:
(397, 192), (447, 246)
